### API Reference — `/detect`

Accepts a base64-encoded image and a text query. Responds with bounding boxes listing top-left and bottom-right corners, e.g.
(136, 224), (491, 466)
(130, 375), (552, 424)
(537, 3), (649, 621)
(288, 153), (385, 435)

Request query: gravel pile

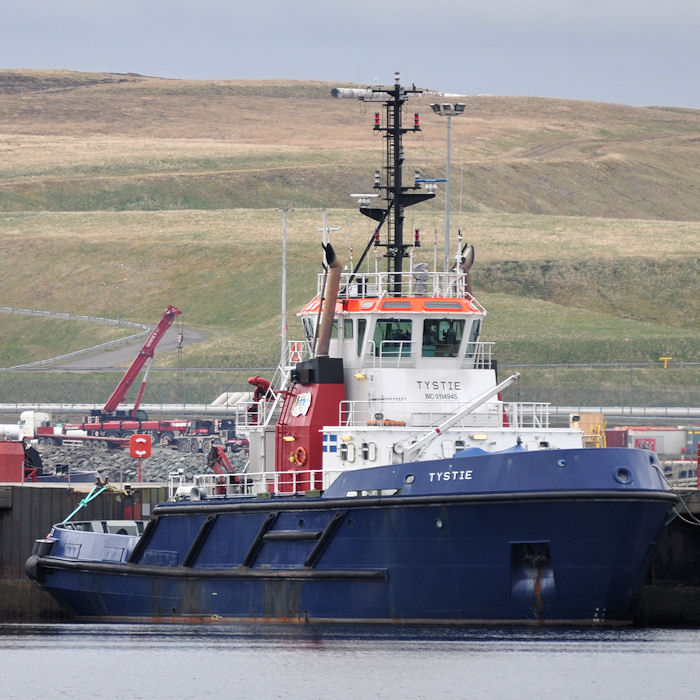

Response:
(35, 444), (248, 484)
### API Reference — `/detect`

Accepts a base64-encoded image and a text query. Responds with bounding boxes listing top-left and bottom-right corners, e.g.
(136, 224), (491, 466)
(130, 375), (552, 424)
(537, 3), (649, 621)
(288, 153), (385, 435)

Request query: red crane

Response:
(206, 444), (237, 475)
(100, 304), (183, 418)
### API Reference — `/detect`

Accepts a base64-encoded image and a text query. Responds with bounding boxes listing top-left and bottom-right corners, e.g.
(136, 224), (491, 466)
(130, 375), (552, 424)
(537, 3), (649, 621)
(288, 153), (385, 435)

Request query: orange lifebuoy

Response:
(295, 446), (308, 466)
(290, 342), (303, 362)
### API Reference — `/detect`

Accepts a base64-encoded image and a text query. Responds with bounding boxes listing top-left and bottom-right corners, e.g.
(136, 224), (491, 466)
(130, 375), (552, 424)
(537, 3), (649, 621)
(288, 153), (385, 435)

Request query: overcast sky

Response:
(3, 0), (699, 108)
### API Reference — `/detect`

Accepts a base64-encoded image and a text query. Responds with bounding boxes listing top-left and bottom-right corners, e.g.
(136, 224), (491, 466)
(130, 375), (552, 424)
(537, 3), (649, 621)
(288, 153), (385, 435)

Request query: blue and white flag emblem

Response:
(323, 434), (338, 453)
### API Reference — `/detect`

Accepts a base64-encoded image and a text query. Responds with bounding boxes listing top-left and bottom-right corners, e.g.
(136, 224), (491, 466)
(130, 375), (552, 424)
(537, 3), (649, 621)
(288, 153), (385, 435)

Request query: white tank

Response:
(0, 423), (21, 439)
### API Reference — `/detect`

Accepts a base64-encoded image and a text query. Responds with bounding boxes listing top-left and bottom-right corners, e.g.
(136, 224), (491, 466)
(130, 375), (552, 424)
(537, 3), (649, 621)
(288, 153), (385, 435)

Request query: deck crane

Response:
(95, 304), (183, 420)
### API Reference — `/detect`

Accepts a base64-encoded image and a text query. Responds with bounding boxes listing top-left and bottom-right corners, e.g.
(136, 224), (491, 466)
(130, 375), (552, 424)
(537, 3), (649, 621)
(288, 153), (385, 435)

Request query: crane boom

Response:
(101, 304), (183, 417)
(394, 373), (521, 462)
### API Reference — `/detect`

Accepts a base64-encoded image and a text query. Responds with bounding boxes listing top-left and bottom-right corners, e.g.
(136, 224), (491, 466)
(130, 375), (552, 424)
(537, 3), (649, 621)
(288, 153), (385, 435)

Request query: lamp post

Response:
(625, 337), (632, 414)
(279, 207), (291, 362)
(430, 102), (466, 273)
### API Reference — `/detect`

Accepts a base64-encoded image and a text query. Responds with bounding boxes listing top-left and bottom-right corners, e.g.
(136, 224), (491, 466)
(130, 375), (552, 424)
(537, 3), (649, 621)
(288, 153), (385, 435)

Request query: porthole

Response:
(435, 519), (443, 529)
(368, 442), (377, 461)
(405, 474), (415, 484)
(614, 467), (632, 484)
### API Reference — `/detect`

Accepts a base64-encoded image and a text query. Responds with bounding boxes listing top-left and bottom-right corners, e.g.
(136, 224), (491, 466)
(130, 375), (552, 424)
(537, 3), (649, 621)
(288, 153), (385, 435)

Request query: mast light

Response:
(430, 102), (467, 116)
(351, 193), (378, 208)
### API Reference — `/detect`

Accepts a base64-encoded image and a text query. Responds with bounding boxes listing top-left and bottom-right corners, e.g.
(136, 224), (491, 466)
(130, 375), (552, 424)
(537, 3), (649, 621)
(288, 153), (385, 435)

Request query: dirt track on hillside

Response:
(51, 324), (207, 370)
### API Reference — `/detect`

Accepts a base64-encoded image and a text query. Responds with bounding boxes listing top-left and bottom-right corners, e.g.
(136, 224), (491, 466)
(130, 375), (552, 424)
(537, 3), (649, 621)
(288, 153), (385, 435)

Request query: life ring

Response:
(290, 342), (303, 362)
(295, 446), (308, 466)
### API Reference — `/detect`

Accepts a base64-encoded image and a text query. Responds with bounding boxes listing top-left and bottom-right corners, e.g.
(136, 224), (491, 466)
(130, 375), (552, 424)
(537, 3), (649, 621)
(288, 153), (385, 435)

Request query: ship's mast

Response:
(356, 72), (435, 295)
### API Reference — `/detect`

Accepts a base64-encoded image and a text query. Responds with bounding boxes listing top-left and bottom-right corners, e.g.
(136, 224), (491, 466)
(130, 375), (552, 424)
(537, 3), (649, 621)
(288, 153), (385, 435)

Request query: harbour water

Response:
(1, 623), (698, 699)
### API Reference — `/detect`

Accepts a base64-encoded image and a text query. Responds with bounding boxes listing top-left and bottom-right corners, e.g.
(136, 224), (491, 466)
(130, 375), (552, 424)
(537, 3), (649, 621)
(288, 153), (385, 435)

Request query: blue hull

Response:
(27, 448), (678, 625)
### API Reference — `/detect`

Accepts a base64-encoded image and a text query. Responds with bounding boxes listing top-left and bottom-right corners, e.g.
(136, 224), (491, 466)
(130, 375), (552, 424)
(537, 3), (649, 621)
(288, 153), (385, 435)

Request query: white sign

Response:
(291, 392), (312, 417)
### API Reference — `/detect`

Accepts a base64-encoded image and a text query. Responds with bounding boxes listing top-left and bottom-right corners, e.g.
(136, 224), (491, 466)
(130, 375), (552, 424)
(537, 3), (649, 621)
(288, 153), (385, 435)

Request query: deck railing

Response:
(362, 340), (494, 369)
(318, 271), (486, 309)
(661, 460), (699, 490)
(338, 399), (552, 430)
(233, 342), (314, 429)
(170, 469), (344, 500)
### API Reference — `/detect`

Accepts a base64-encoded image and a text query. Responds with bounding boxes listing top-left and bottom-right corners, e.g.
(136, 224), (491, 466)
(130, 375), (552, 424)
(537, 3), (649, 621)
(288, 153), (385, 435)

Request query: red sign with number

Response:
(129, 433), (152, 459)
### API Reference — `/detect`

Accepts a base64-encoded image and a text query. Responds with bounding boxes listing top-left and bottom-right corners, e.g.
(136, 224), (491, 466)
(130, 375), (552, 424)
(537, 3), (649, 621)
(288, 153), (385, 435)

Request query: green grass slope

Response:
(0, 70), (697, 406)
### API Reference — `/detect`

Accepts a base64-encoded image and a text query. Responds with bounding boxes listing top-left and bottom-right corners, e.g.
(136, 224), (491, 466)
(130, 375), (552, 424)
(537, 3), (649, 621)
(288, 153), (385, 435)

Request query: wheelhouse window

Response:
(374, 319), (412, 357)
(357, 319), (366, 356)
(422, 319), (465, 357)
(465, 319), (481, 358)
(302, 317), (315, 344)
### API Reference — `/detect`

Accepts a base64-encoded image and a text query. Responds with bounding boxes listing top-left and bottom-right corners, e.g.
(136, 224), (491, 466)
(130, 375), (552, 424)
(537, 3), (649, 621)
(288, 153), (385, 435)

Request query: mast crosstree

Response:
(355, 73), (435, 295)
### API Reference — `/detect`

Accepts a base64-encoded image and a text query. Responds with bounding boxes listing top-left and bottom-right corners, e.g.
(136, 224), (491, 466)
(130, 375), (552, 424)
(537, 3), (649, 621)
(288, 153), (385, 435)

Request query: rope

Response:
(670, 492), (700, 527)
(674, 510), (700, 527)
(61, 484), (109, 524)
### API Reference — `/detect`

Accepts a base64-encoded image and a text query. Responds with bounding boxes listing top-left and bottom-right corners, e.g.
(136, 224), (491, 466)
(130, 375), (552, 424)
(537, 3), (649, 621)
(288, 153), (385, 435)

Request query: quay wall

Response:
(636, 490), (700, 626)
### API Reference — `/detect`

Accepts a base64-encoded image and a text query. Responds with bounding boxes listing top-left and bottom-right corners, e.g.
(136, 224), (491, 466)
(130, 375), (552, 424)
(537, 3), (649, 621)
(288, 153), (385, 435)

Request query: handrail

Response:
(323, 271), (487, 310)
(661, 459), (699, 490)
(339, 398), (550, 429)
(169, 469), (344, 500)
(233, 342), (314, 431)
(359, 340), (494, 369)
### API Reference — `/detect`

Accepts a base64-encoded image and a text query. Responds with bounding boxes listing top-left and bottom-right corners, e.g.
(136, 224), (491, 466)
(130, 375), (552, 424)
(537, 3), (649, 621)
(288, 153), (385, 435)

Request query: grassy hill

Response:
(0, 70), (697, 407)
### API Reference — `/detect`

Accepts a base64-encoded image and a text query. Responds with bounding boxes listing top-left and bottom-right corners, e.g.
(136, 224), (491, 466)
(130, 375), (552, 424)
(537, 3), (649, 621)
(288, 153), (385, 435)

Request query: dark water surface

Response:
(1, 623), (698, 699)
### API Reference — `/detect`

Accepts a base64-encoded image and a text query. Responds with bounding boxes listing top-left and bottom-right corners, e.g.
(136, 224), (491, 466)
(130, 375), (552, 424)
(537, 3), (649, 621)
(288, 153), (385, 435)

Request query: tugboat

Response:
(26, 76), (677, 625)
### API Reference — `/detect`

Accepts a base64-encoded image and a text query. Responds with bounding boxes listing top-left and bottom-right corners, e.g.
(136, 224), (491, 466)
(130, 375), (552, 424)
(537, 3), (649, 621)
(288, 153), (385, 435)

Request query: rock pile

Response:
(35, 444), (247, 484)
